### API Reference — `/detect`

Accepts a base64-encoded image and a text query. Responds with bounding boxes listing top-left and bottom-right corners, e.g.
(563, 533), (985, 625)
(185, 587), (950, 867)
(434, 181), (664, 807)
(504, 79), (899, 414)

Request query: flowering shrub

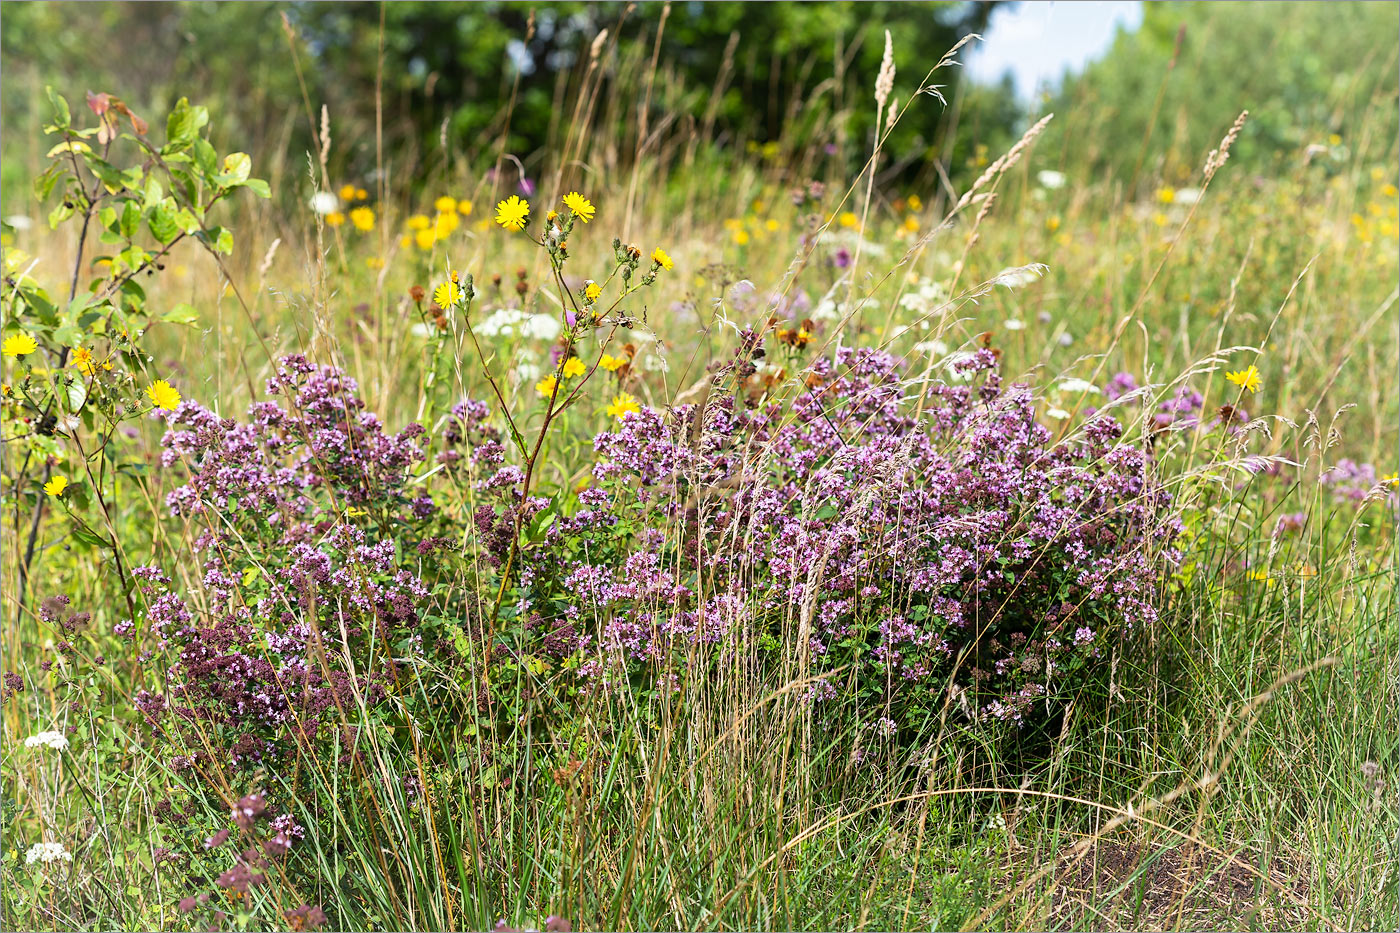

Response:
(519, 343), (1179, 735)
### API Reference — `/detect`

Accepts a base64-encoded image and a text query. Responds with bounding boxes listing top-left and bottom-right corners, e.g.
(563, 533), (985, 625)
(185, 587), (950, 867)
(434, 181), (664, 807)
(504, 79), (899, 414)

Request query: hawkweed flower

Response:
(584, 281), (602, 303)
(3, 333), (38, 358)
(1225, 364), (1262, 394)
(42, 476), (68, 497)
(496, 195), (531, 231)
(349, 207), (374, 231)
(562, 191), (595, 223)
(147, 380), (181, 410)
(651, 247), (673, 271)
(24, 730), (69, 751)
(433, 275), (462, 308)
(606, 393), (640, 419)
(562, 357), (586, 379)
(599, 354), (625, 372)
(536, 374), (558, 397)
(325, 211), (345, 227)
(434, 195), (457, 213)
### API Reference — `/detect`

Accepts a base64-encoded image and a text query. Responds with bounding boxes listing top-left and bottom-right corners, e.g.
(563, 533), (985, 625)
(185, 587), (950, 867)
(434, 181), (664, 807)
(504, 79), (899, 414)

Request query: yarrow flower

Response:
(651, 247), (673, 271)
(24, 730), (69, 751)
(42, 476), (68, 497)
(495, 195), (531, 232)
(562, 191), (595, 223)
(25, 842), (71, 865)
(3, 333), (38, 358)
(1225, 364), (1262, 394)
(147, 380), (181, 410)
(606, 393), (640, 419)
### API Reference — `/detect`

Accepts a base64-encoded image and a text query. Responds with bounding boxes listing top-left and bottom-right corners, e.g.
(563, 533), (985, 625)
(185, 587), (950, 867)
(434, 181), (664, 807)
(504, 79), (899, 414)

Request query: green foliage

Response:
(1043, 0), (1400, 188)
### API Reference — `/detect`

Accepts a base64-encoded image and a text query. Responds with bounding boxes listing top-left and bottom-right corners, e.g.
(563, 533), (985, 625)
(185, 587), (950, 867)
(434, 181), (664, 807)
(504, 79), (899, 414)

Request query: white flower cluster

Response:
(475, 308), (561, 341)
(25, 842), (71, 865)
(24, 731), (69, 751)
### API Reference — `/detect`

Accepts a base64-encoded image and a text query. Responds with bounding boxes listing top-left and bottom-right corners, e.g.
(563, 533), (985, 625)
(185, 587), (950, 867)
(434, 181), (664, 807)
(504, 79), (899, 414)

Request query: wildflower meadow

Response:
(1, 2), (1396, 930)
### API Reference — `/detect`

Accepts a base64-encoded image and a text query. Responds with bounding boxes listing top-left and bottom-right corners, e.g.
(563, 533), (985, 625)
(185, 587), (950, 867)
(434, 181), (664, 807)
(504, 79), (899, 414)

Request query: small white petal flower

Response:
(1036, 170), (1067, 190)
(1055, 378), (1101, 396)
(1045, 407), (1071, 421)
(1003, 318), (1025, 331)
(310, 192), (340, 215)
(1058, 332), (1074, 347)
(25, 842), (71, 865)
(24, 731), (69, 751)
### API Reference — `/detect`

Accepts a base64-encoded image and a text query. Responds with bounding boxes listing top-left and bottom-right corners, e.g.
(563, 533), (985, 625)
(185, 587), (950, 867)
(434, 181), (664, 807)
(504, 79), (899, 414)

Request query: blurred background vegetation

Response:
(4, 0), (1396, 207)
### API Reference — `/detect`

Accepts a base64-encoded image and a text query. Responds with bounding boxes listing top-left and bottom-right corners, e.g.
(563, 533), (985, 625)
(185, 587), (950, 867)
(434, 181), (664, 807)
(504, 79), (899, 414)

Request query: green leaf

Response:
(146, 205), (178, 244)
(192, 138), (217, 175)
(48, 202), (74, 229)
(118, 200), (140, 239)
(161, 304), (200, 326)
(242, 178), (272, 199)
(165, 97), (208, 146)
(46, 87), (71, 129)
(143, 175), (164, 208)
(218, 152), (252, 185)
(66, 379), (88, 414)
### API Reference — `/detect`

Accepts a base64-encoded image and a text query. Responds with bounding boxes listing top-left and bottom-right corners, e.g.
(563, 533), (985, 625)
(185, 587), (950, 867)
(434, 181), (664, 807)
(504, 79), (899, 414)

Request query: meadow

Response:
(1, 4), (1397, 931)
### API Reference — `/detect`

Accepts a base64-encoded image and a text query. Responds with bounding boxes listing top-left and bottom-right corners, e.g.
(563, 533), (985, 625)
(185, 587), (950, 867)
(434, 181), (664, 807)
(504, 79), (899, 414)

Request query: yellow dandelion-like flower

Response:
(1046, 215), (1061, 233)
(43, 476), (69, 497)
(325, 211), (346, 227)
(71, 347), (96, 376)
(584, 281), (602, 303)
(764, 218), (780, 232)
(606, 393), (641, 419)
(535, 374), (558, 397)
(1155, 187), (1175, 204)
(433, 278), (462, 308)
(356, 187), (369, 201)
(562, 357), (586, 378)
(902, 215), (920, 233)
(562, 191), (595, 223)
(3, 334), (38, 358)
(434, 195), (457, 214)
(1225, 365), (1262, 394)
(338, 183), (357, 201)
(495, 195), (531, 232)
(733, 229), (750, 245)
(839, 211), (858, 228)
(414, 228), (436, 251)
(457, 200), (474, 217)
(907, 194), (923, 211)
(399, 234), (414, 250)
(407, 214), (431, 231)
(147, 379), (181, 410)
(366, 256), (384, 270)
(434, 210), (460, 238)
(651, 247), (673, 270)
(599, 353), (625, 372)
(1381, 472), (1398, 489)
(349, 207), (375, 232)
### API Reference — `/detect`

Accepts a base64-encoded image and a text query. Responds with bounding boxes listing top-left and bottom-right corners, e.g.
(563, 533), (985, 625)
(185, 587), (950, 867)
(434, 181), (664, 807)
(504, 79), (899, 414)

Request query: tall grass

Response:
(2, 12), (1396, 933)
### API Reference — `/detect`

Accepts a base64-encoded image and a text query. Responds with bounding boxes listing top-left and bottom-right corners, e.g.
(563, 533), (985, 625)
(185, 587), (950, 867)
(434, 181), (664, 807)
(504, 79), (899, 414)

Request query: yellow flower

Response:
(584, 281), (602, 303)
(903, 215), (920, 233)
(599, 353), (625, 372)
(651, 247), (673, 270)
(838, 211), (858, 228)
(3, 334), (38, 358)
(338, 183), (357, 201)
(457, 200), (474, 217)
(407, 214), (431, 231)
(71, 347), (97, 376)
(1383, 183), (1399, 200)
(365, 256), (384, 270)
(433, 210), (460, 238)
(1381, 472), (1399, 489)
(400, 234), (414, 250)
(1225, 365), (1262, 394)
(325, 211), (346, 227)
(147, 379), (181, 410)
(562, 357), (586, 378)
(563, 191), (595, 223)
(733, 229), (750, 245)
(764, 218), (780, 232)
(414, 228), (436, 251)
(43, 476), (68, 497)
(1327, 133), (1342, 146)
(907, 194), (923, 211)
(1246, 568), (1275, 588)
(606, 393), (640, 419)
(1155, 187), (1175, 204)
(535, 374), (558, 397)
(434, 195), (457, 213)
(495, 195), (531, 231)
(433, 278), (462, 308)
(349, 207), (375, 232)
(1046, 215), (1061, 233)
(356, 187), (369, 201)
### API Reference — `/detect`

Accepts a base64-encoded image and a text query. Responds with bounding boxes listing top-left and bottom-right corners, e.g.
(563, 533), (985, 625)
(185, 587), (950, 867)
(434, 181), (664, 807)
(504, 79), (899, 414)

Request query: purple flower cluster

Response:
(525, 346), (1179, 730)
(131, 357), (439, 766)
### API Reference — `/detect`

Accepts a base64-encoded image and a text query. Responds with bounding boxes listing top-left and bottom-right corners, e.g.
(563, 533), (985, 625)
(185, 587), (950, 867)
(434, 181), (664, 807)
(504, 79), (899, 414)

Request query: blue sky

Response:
(964, 1), (1143, 101)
